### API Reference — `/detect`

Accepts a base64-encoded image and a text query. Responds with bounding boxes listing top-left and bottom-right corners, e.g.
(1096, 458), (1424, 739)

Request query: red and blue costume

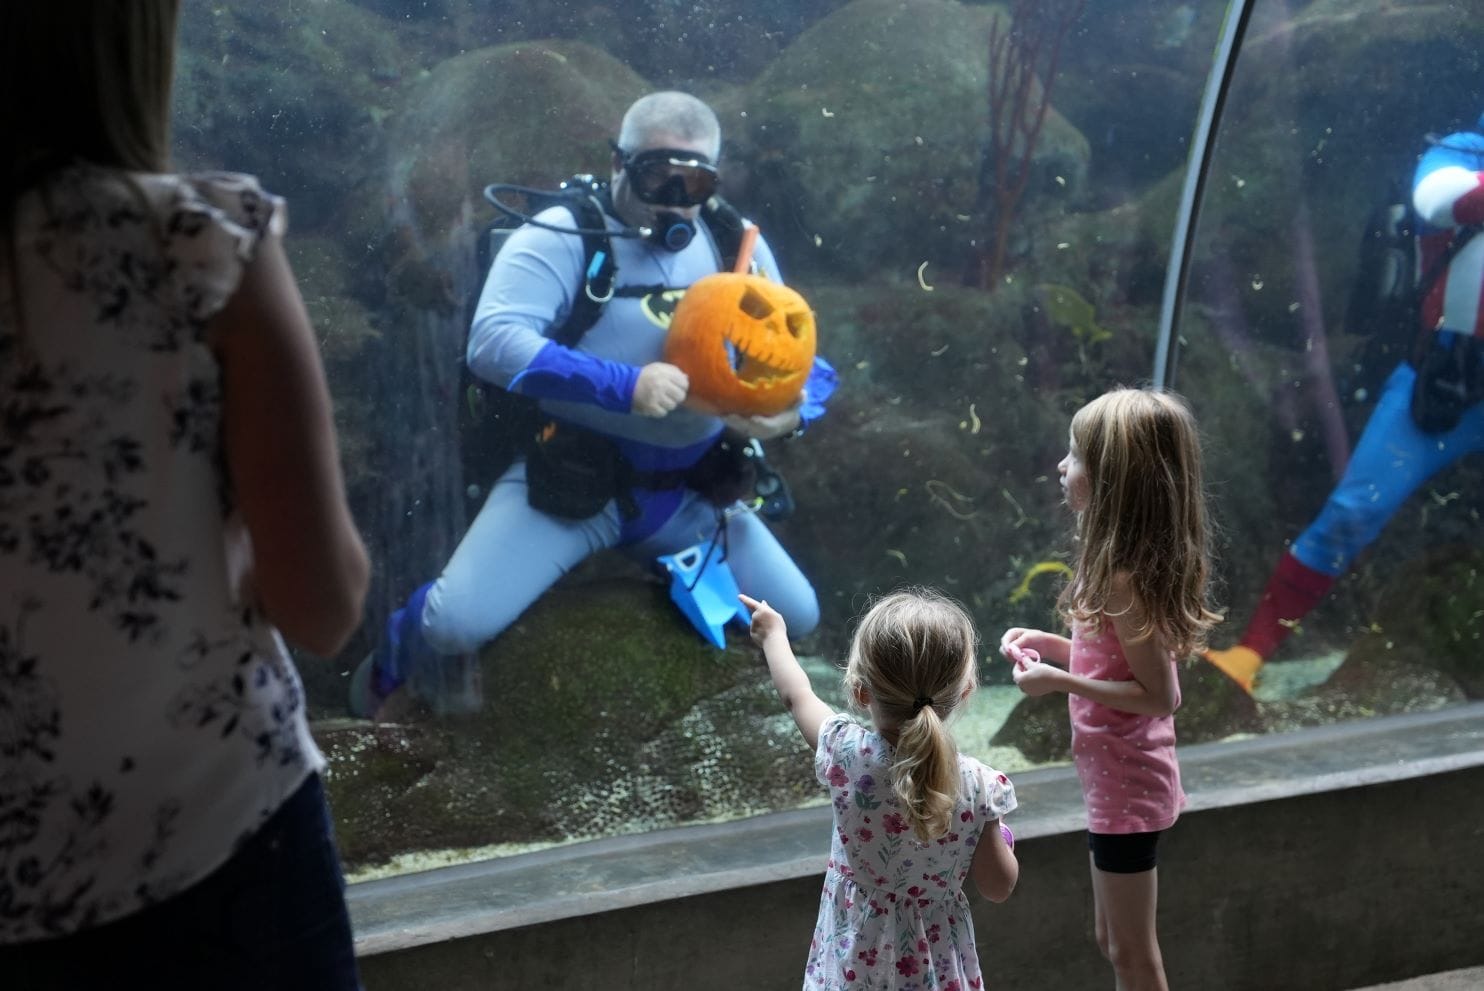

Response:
(1206, 115), (1484, 691)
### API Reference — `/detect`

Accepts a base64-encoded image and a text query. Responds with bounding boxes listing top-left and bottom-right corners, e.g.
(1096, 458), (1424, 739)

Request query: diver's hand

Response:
(633, 362), (689, 417)
(720, 403), (801, 440)
(739, 593), (788, 648)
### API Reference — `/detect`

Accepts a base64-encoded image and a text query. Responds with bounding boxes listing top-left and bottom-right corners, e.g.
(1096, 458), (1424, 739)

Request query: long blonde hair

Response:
(844, 589), (978, 842)
(1058, 387), (1222, 656)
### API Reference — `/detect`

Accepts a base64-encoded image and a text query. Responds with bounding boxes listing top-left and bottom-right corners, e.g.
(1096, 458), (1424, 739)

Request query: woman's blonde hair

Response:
(1058, 387), (1222, 656)
(844, 589), (978, 842)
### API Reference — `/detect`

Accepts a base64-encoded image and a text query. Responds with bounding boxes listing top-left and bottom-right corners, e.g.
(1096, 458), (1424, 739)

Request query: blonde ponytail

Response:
(844, 588), (979, 843)
(891, 702), (958, 841)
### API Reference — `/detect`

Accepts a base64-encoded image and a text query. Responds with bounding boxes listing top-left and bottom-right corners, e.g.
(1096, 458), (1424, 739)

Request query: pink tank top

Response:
(1068, 618), (1185, 834)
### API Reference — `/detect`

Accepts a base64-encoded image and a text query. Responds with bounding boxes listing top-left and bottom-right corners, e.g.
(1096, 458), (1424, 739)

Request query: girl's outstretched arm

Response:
(739, 594), (836, 750)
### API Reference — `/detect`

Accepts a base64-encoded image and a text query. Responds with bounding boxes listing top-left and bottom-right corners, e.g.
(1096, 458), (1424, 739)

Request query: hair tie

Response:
(912, 695), (933, 714)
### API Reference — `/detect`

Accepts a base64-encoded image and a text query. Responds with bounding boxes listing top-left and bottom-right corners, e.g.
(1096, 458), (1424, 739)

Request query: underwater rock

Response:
(720, 0), (1090, 282)
(1179, 0), (1476, 353)
(1346, 546), (1484, 699)
(174, 0), (412, 229)
(317, 718), (461, 868)
(1260, 652), (1465, 735)
(318, 578), (778, 870)
(1176, 658), (1264, 744)
(564, 676), (820, 836)
(387, 39), (648, 253)
(991, 693), (1071, 764)
(776, 382), (1062, 658)
(1051, 2), (1224, 205)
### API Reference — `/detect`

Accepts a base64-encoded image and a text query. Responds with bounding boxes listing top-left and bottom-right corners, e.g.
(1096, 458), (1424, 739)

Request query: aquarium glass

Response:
(1176, 0), (1482, 726)
(168, 0), (1478, 882)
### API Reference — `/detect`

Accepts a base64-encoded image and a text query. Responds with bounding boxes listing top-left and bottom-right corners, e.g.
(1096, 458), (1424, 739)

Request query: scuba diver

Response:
(351, 91), (835, 718)
(1203, 112), (1484, 693)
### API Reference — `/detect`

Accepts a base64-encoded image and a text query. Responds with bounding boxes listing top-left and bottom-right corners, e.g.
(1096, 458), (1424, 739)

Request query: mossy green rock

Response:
(1175, 659), (1265, 744)
(320, 579), (794, 870)
(1345, 546), (1484, 699)
(722, 0), (1089, 281)
(1261, 653), (1464, 735)
(175, 0), (411, 228)
(990, 693), (1071, 764)
(388, 40), (648, 248)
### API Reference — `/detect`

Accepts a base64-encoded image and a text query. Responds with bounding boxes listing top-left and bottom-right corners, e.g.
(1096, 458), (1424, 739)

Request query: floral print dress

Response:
(806, 714), (1017, 990)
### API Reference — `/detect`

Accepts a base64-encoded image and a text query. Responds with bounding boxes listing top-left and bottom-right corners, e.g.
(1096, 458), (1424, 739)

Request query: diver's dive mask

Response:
(614, 142), (719, 208)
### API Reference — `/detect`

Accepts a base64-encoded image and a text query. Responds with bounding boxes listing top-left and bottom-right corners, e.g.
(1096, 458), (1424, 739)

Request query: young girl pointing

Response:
(742, 589), (1018, 990)
(1000, 388), (1220, 991)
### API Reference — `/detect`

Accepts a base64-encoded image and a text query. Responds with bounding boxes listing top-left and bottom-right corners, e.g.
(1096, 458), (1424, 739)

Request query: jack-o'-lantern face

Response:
(664, 273), (816, 416)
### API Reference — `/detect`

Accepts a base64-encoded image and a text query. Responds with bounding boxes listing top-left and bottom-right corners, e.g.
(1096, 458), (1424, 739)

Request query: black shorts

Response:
(1088, 829), (1163, 874)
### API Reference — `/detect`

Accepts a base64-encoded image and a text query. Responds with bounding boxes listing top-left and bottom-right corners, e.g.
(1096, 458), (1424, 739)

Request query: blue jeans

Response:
(2, 774), (362, 991)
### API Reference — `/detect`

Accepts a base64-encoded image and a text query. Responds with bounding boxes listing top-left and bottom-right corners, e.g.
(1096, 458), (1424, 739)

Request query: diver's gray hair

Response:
(617, 92), (721, 161)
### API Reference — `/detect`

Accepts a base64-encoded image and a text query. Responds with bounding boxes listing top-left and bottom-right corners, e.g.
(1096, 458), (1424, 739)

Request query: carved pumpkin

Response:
(664, 273), (816, 416)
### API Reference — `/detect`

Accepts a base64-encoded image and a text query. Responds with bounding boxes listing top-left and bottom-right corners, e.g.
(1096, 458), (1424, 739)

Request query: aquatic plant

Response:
(975, 0), (1086, 290)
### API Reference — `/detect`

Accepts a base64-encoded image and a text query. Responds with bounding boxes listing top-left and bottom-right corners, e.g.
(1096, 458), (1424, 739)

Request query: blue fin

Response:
(657, 541), (750, 649)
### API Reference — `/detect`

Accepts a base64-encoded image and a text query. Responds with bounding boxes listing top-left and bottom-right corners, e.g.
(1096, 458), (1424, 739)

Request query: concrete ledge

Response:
(350, 703), (1484, 989)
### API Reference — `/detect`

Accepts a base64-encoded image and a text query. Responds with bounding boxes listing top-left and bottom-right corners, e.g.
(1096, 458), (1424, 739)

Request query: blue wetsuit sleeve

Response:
(467, 208), (639, 412)
(799, 356), (838, 427)
(509, 341), (639, 409)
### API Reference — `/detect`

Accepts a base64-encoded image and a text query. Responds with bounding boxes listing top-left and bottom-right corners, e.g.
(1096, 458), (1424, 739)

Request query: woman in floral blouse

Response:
(0, 3), (368, 988)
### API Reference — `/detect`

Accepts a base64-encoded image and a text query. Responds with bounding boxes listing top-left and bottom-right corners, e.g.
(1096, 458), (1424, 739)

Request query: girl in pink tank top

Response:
(999, 388), (1222, 991)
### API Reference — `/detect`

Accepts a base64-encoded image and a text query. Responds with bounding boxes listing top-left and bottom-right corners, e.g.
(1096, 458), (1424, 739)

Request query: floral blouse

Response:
(806, 714), (1017, 990)
(0, 168), (323, 942)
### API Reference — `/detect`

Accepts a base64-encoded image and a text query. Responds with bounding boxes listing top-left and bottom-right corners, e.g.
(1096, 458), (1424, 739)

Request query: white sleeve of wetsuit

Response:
(466, 208), (639, 409)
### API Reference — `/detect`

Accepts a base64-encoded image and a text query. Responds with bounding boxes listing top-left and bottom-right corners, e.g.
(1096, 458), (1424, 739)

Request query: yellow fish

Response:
(1009, 560), (1074, 603)
(1037, 284), (1112, 344)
